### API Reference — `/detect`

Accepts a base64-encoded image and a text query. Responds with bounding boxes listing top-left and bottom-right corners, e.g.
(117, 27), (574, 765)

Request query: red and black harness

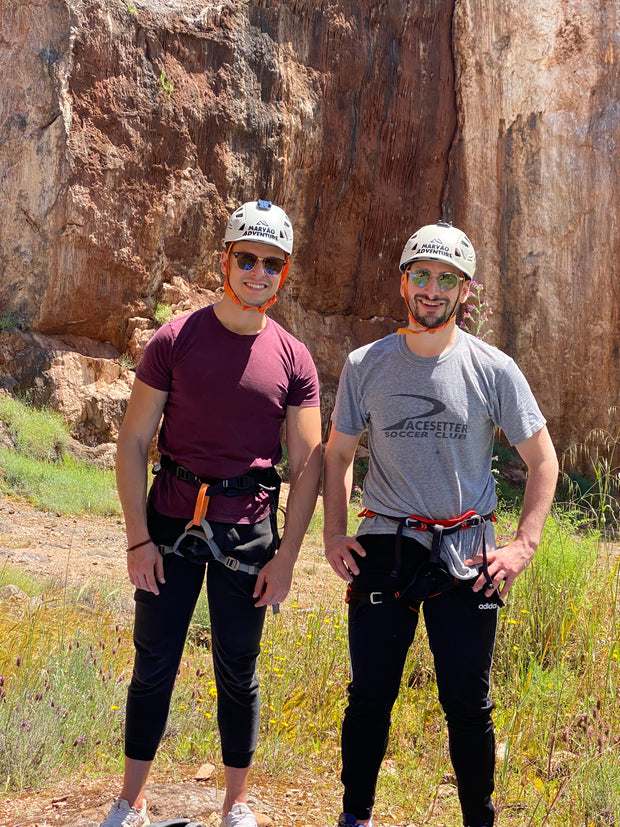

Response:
(347, 508), (502, 609)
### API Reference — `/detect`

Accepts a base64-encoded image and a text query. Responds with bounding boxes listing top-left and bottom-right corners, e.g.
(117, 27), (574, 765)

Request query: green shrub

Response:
(153, 301), (173, 327)
(0, 396), (68, 461)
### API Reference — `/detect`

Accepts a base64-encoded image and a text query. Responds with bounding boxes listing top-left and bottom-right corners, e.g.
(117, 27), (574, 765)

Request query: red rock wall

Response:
(451, 0), (619, 453)
(0, 0), (617, 459)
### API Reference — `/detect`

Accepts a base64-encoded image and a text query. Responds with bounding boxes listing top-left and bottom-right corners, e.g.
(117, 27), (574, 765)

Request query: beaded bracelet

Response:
(126, 538), (153, 553)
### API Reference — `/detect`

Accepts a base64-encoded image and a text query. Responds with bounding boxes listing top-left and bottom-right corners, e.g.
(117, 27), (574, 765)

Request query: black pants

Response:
(342, 534), (498, 827)
(124, 509), (276, 768)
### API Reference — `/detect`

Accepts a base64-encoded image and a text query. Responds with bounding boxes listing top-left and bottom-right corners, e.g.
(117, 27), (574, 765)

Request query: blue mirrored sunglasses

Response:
(232, 252), (287, 276)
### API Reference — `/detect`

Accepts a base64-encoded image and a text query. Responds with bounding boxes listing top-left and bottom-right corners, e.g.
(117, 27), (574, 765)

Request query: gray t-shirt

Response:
(332, 329), (546, 561)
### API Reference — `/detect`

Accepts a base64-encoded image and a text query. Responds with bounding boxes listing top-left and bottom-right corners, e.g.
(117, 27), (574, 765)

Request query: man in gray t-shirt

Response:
(324, 221), (558, 827)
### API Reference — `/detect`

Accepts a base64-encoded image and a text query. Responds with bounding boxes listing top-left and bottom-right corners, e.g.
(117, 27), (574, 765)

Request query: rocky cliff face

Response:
(0, 0), (617, 464)
(452, 0), (619, 455)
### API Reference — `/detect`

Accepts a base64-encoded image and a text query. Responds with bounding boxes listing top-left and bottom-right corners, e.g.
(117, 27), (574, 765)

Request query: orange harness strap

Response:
(191, 483), (210, 527)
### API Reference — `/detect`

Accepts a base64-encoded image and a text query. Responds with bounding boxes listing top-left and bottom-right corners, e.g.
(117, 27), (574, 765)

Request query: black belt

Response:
(154, 454), (280, 497)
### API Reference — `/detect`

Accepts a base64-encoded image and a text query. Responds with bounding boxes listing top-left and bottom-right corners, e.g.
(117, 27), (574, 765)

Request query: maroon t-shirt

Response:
(136, 305), (320, 523)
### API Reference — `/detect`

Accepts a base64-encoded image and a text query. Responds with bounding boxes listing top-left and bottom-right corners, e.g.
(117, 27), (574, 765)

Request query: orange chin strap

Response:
(397, 272), (461, 336)
(223, 243), (290, 313)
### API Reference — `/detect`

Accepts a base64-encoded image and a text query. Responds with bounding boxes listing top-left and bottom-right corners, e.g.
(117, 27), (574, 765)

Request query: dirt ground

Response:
(0, 495), (358, 827)
(0, 498), (129, 590)
(1, 764), (347, 827)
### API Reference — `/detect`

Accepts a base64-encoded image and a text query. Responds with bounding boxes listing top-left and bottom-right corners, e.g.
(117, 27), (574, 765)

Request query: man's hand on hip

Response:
(324, 533), (367, 582)
(466, 537), (536, 600)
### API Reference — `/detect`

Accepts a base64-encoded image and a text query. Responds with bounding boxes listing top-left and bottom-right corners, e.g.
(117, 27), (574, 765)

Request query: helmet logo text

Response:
(244, 220), (277, 241)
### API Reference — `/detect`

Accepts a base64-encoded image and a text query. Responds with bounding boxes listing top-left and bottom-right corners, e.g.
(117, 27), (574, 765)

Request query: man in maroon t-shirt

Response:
(101, 201), (322, 827)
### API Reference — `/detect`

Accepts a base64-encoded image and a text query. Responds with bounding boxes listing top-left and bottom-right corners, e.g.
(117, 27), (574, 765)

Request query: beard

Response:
(411, 295), (457, 329)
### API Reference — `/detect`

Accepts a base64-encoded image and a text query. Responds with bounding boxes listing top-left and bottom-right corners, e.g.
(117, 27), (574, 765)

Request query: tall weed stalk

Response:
(560, 409), (620, 537)
(0, 579), (134, 790)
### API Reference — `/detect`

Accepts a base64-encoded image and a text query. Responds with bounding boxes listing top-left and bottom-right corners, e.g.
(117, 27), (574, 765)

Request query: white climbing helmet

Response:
(399, 220), (476, 279)
(224, 199), (293, 256)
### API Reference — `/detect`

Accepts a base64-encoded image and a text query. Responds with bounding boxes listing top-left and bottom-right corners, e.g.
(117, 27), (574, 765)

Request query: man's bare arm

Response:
(116, 378), (168, 594)
(253, 404), (322, 607)
(323, 425), (366, 582)
(468, 425), (559, 598)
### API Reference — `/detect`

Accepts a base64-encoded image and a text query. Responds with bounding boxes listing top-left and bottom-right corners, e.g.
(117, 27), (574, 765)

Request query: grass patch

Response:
(0, 572), (134, 790)
(255, 601), (349, 773)
(557, 410), (619, 537)
(0, 565), (42, 600)
(0, 396), (68, 462)
(0, 450), (120, 516)
(0, 396), (120, 516)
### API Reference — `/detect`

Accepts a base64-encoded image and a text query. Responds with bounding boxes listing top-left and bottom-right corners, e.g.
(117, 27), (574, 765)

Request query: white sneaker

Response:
(220, 802), (258, 827)
(99, 797), (150, 827)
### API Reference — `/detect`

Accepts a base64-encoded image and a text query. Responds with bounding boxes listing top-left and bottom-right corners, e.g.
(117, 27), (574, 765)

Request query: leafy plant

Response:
(118, 353), (135, 372)
(153, 301), (173, 327)
(157, 70), (174, 99)
(0, 310), (25, 331)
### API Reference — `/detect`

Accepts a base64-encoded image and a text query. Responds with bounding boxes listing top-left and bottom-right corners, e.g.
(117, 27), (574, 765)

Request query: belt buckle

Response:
(224, 557), (240, 571)
(176, 466), (194, 483)
(369, 591), (383, 605)
(404, 517), (425, 530)
(223, 475), (251, 490)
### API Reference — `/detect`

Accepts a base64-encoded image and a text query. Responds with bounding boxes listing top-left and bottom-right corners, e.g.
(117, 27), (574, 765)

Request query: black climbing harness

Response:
(348, 509), (503, 609)
(153, 454), (282, 578)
